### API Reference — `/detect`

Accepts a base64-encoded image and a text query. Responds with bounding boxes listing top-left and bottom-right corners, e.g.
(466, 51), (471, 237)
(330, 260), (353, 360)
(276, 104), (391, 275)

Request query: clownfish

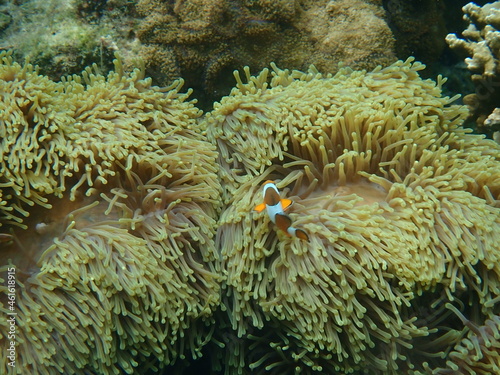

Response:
(254, 180), (309, 241)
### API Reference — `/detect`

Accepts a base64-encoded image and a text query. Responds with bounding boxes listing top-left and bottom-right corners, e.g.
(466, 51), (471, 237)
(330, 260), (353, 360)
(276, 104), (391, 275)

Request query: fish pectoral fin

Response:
(295, 228), (310, 242)
(253, 203), (267, 213)
(281, 198), (293, 211)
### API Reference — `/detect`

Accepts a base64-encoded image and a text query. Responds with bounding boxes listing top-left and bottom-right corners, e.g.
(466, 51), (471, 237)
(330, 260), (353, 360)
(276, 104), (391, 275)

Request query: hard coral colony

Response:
(446, 1), (500, 139)
(0, 57), (499, 375)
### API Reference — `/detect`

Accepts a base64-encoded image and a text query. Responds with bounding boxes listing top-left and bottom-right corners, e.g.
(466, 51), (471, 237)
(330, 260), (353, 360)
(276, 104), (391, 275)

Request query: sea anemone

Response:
(203, 59), (500, 373)
(413, 303), (500, 375)
(0, 52), (222, 374)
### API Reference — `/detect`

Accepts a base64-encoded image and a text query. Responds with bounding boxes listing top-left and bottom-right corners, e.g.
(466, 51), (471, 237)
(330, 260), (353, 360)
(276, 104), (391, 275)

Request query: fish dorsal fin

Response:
(281, 198), (293, 211)
(275, 213), (292, 234)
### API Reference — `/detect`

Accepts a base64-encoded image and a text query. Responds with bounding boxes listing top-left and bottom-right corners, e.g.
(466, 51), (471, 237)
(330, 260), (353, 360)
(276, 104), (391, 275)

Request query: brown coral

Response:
(135, 0), (396, 108)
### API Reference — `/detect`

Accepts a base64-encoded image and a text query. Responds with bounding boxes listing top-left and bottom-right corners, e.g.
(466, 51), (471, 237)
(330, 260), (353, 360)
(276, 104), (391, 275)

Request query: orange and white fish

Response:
(254, 180), (309, 241)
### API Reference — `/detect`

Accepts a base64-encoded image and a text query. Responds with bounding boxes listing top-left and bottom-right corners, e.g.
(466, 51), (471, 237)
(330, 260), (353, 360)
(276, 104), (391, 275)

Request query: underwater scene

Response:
(0, 0), (499, 374)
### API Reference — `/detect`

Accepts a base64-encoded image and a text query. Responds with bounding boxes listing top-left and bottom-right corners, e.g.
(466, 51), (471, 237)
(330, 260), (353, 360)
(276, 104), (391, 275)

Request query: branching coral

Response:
(203, 59), (500, 373)
(446, 1), (500, 131)
(446, 2), (500, 77)
(0, 52), (222, 374)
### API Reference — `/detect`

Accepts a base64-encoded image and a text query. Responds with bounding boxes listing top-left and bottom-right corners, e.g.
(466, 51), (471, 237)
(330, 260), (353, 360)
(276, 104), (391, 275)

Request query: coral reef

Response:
(135, 0), (396, 107)
(0, 52), (221, 374)
(383, 0), (449, 64)
(446, 1), (500, 132)
(0, 0), (139, 79)
(0, 0), (398, 108)
(203, 59), (500, 373)
(484, 107), (500, 143)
